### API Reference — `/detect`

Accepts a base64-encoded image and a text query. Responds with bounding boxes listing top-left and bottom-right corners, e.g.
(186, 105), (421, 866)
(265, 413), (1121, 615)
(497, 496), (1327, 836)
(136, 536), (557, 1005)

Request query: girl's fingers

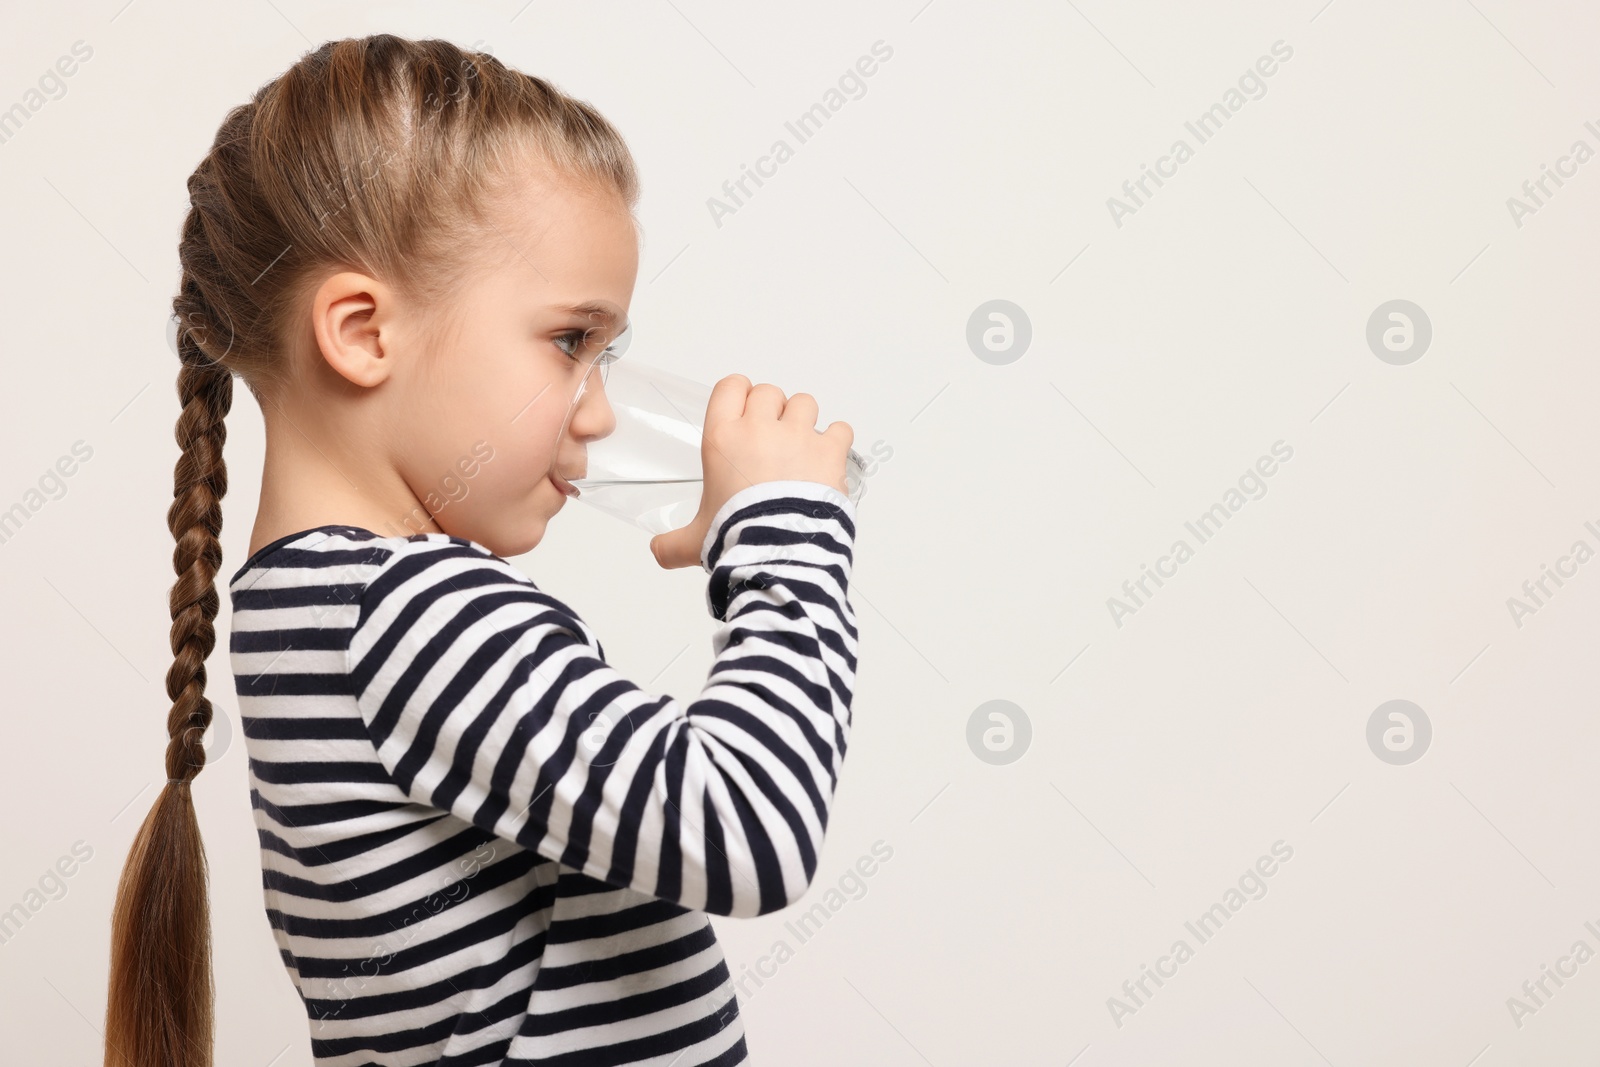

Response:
(780, 392), (818, 427)
(704, 374), (752, 430)
(821, 420), (854, 448)
(742, 382), (786, 421)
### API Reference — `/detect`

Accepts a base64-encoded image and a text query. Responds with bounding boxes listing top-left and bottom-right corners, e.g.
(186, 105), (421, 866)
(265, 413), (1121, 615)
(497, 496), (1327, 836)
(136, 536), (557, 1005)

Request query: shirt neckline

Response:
(228, 524), (379, 587)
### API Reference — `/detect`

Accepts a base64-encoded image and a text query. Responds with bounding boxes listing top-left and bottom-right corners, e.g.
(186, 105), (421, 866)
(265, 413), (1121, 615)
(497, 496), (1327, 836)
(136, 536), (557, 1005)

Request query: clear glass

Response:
(558, 336), (866, 536)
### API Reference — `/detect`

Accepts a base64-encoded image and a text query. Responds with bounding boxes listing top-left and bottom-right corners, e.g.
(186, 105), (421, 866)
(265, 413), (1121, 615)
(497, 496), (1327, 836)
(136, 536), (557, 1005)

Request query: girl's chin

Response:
(497, 519), (546, 558)
(472, 502), (553, 559)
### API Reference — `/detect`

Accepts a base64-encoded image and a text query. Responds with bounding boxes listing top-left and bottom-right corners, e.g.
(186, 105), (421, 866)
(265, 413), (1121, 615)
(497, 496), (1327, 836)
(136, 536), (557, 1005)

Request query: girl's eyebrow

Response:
(551, 301), (623, 329)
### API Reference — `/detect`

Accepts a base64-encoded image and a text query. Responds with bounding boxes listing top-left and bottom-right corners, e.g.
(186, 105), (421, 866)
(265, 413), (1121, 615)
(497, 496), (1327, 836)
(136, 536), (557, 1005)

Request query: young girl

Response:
(104, 34), (859, 1067)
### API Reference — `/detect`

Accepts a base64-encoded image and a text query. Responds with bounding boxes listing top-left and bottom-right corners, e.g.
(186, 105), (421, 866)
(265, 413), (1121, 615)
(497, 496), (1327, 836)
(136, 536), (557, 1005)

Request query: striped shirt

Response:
(226, 480), (859, 1066)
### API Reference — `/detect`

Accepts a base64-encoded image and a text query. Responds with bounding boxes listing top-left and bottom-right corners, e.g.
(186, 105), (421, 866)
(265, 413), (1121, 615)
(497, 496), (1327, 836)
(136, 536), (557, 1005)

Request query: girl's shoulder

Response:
(228, 522), (600, 654)
(228, 524), (556, 625)
(227, 523), (501, 594)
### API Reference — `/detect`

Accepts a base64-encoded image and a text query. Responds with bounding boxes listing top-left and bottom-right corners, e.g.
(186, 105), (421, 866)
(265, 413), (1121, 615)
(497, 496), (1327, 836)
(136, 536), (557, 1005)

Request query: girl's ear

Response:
(310, 270), (397, 388)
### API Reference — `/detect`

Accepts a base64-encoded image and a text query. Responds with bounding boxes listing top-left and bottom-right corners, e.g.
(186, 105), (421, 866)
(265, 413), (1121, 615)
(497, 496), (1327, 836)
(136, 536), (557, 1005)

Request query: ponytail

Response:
(102, 312), (231, 1066)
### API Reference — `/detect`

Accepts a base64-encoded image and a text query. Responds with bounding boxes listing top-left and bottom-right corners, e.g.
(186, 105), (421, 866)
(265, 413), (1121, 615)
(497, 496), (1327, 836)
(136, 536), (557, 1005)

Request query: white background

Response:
(2, 1), (1598, 1064)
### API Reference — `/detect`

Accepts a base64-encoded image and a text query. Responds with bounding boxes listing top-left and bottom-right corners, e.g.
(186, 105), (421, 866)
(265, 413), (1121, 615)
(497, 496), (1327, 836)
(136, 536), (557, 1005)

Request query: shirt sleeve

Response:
(345, 479), (859, 918)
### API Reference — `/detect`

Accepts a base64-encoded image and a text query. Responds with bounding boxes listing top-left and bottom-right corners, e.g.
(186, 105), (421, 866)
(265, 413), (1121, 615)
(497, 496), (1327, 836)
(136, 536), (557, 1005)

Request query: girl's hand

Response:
(650, 374), (854, 570)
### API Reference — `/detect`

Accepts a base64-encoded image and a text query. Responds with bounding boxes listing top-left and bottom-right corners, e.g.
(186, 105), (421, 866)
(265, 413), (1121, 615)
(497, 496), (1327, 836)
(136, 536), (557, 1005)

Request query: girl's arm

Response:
(345, 480), (858, 919)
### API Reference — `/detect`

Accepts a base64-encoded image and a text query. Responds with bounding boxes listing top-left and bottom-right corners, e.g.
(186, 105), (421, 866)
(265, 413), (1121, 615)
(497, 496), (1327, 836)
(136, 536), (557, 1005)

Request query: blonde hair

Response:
(104, 34), (639, 1066)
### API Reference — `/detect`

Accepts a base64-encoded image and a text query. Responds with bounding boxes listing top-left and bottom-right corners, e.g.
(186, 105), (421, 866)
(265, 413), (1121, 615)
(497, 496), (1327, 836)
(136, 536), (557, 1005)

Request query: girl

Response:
(105, 34), (859, 1067)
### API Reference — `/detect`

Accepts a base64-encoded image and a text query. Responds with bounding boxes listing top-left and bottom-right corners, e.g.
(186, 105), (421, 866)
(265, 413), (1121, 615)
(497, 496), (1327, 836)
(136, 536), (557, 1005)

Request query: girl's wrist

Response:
(699, 480), (856, 572)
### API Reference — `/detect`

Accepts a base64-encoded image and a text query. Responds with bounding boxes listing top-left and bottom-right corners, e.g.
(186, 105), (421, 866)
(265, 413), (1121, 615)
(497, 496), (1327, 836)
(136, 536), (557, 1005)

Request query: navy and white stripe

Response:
(227, 480), (858, 1066)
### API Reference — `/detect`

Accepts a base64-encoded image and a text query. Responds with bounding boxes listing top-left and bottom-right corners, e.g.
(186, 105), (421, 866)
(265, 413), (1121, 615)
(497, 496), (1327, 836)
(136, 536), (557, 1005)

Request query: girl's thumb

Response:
(650, 526), (692, 570)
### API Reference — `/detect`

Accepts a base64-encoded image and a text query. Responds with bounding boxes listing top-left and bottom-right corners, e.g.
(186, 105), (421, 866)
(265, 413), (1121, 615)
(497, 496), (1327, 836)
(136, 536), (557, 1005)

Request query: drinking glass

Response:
(555, 336), (866, 536)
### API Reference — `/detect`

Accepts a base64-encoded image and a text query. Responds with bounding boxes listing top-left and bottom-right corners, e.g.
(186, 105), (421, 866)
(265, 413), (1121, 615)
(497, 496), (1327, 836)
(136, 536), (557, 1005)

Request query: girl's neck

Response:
(247, 414), (440, 558)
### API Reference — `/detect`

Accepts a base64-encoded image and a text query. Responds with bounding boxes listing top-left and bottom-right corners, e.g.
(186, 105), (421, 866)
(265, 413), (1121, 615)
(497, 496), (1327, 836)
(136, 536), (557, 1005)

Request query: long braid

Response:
(166, 296), (230, 784)
(102, 286), (229, 1067)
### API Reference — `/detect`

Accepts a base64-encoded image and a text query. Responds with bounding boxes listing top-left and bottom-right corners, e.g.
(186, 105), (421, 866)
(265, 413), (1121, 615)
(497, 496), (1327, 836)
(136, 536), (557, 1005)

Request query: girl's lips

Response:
(550, 471), (580, 498)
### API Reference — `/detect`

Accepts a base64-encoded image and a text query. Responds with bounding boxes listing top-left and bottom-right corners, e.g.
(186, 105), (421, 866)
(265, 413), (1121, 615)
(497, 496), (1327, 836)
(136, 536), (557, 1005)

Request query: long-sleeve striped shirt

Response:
(225, 480), (859, 1066)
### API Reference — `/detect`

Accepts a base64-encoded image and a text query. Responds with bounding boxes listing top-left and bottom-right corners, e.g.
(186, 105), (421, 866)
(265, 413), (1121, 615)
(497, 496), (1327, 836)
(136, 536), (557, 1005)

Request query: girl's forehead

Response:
(481, 176), (638, 287)
(492, 165), (634, 227)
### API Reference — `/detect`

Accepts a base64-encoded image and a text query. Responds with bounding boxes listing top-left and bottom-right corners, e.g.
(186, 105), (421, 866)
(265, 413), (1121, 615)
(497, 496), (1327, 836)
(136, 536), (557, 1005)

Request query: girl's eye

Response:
(554, 330), (623, 365)
(552, 331), (593, 361)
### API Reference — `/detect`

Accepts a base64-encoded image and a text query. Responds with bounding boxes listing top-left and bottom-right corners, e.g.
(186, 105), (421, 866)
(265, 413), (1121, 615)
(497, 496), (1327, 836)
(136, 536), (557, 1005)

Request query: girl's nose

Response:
(568, 369), (616, 442)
